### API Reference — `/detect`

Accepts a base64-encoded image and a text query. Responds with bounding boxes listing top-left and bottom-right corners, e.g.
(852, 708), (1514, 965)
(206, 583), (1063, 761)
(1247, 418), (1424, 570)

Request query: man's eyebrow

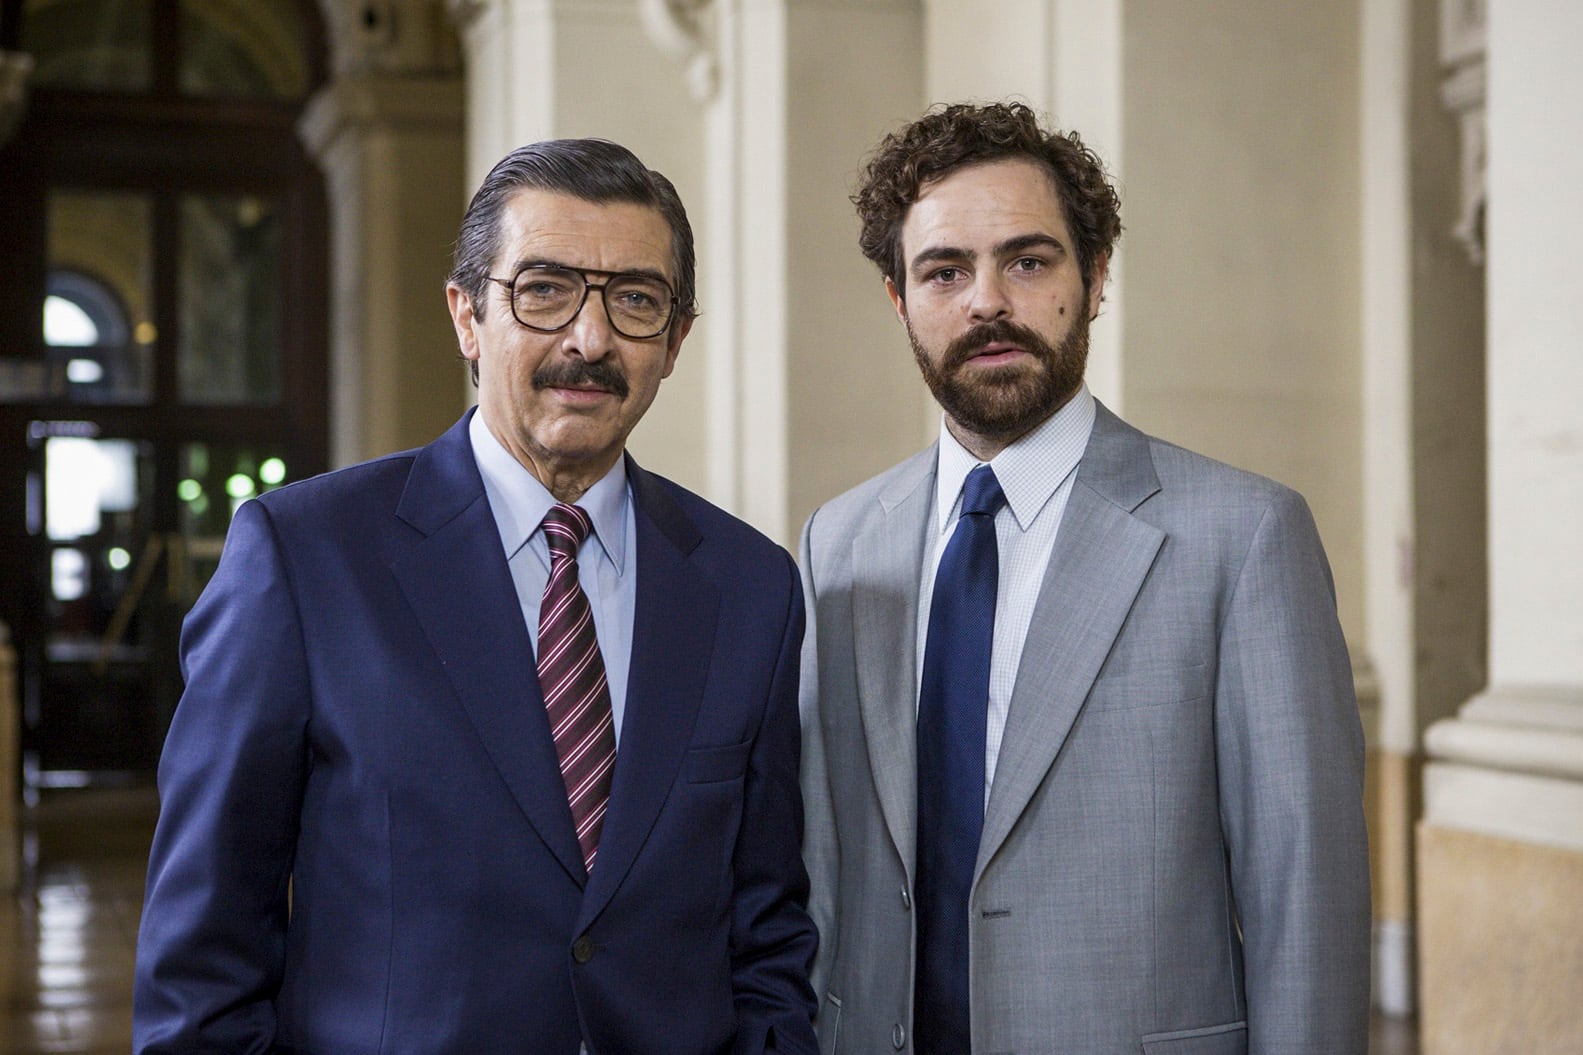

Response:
(907, 245), (971, 275)
(907, 233), (1068, 276)
(509, 257), (673, 285)
(994, 233), (1066, 258)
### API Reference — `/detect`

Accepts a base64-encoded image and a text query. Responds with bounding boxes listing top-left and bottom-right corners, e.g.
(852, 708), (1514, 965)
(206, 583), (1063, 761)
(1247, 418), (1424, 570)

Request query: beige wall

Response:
(1122, 0), (1363, 640)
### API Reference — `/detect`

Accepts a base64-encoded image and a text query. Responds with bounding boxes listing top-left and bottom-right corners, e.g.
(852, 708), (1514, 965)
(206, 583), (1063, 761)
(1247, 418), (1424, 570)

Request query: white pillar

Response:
(1419, 1), (1583, 1049)
(302, 1), (466, 465)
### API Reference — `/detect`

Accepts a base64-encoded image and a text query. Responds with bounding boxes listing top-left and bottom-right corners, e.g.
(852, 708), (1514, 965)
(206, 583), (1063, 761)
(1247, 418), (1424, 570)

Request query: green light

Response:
(107, 547), (131, 571)
(225, 474), (256, 499)
(177, 478), (202, 502)
(259, 457), (287, 486)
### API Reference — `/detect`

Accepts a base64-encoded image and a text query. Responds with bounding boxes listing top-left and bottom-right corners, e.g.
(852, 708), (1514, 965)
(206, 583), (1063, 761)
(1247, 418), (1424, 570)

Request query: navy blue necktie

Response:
(915, 463), (1005, 1055)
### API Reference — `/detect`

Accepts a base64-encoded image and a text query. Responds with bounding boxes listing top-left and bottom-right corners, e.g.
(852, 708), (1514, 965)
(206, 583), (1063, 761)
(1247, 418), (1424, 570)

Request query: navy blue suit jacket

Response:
(133, 412), (818, 1054)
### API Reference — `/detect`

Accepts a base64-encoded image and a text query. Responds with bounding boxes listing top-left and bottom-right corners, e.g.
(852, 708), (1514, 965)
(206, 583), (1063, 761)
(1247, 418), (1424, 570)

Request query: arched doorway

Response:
(0, 0), (330, 795)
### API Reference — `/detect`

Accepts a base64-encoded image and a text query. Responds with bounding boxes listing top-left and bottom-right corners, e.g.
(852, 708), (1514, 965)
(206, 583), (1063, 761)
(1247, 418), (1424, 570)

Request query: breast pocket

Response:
(683, 738), (752, 783)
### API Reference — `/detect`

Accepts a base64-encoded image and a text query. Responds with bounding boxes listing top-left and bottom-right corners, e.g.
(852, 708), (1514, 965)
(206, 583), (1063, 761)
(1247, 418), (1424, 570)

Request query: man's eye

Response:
(930, 267), (962, 284)
(616, 290), (660, 310)
(1012, 257), (1044, 273)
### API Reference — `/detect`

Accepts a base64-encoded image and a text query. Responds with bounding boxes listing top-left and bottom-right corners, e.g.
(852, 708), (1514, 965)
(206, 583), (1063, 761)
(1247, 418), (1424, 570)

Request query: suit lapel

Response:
(851, 449), (935, 881)
(391, 413), (586, 884)
(976, 404), (1165, 879)
(578, 459), (718, 926)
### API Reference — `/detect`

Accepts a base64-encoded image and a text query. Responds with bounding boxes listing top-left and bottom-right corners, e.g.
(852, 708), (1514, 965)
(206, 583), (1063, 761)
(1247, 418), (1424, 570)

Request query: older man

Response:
(799, 103), (1370, 1054)
(135, 138), (817, 1055)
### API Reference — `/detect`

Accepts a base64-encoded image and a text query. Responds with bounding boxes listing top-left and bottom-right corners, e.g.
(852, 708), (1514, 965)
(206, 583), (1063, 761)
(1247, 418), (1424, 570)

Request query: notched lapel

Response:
(851, 463), (933, 880)
(977, 407), (1164, 879)
(392, 414), (587, 885)
(578, 465), (718, 926)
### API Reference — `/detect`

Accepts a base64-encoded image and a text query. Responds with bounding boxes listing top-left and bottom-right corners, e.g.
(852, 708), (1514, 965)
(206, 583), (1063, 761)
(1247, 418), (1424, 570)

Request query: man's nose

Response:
(564, 288), (618, 359)
(966, 272), (1011, 323)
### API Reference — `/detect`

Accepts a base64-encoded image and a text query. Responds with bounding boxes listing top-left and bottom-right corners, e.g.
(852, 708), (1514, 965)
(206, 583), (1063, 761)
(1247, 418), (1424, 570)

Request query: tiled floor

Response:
(3, 787), (155, 1055)
(2, 787), (1421, 1055)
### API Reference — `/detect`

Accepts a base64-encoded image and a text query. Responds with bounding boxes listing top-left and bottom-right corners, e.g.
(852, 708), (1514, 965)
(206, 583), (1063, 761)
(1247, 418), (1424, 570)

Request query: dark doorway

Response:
(0, 0), (329, 795)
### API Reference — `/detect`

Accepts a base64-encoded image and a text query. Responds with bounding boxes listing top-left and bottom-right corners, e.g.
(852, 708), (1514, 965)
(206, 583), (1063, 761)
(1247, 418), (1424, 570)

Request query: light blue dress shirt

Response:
(468, 411), (636, 742)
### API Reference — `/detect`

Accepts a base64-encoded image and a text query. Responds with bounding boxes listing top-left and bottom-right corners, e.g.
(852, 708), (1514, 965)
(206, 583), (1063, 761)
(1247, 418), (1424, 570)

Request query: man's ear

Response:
(661, 313), (694, 379)
(885, 276), (908, 325)
(447, 284), (482, 363)
(1086, 253), (1110, 321)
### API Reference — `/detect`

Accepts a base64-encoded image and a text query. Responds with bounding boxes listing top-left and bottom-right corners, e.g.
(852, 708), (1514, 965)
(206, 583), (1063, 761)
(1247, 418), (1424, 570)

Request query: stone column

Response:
(300, 0), (466, 466)
(1417, 1), (1583, 1051)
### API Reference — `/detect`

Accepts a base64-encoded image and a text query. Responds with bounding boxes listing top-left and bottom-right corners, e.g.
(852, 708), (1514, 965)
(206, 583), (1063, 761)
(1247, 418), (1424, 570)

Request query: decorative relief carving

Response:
(1439, 0), (1486, 265)
(639, 0), (717, 102)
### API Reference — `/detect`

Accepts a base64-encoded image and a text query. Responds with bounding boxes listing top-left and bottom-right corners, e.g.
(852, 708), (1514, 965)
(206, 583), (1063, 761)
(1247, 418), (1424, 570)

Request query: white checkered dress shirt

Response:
(916, 385), (1096, 805)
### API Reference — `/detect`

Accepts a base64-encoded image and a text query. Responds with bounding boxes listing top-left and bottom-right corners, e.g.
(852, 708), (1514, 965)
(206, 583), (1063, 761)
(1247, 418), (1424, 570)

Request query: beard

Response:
(907, 312), (1089, 445)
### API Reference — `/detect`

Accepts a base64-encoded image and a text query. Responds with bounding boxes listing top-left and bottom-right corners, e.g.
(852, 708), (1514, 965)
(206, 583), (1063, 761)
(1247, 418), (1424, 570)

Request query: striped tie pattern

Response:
(537, 503), (617, 873)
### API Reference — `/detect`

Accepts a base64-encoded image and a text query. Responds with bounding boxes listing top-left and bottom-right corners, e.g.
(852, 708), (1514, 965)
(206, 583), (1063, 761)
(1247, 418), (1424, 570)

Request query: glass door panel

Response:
(45, 188), (156, 405)
(29, 422), (165, 782)
(178, 194), (283, 404)
(173, 440), (291, 604)
(21, 0), (153, 93)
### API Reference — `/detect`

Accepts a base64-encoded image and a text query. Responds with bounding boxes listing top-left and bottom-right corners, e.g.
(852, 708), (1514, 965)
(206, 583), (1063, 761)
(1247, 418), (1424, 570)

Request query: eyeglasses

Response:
(486, 265), (678, 340)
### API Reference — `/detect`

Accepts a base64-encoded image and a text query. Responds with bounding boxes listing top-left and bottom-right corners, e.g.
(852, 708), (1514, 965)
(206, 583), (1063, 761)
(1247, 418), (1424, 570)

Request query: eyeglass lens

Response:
(512, 266), (673, 338)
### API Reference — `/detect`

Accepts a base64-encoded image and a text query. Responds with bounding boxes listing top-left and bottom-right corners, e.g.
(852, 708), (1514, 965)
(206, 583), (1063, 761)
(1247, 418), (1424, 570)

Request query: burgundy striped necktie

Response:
(537, 503), (617, 873)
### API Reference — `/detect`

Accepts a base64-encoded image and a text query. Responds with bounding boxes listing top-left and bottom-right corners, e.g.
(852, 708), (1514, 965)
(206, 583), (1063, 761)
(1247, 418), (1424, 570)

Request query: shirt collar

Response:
(934, 384), (1096, 535)
(468, 410), (630, 573)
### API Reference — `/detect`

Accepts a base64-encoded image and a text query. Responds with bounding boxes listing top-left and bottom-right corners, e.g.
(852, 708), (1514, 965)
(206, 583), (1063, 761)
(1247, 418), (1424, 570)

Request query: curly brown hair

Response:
(853, 102), (1122, 299)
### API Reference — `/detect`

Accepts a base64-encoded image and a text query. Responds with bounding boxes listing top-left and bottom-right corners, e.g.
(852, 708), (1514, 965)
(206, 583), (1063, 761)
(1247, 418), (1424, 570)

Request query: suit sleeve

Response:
(133, 498), (310, 1055)
(1213, 488), (1371, 1054)
(729, 548), (820, 1055)
(796, 509), (840, 1018)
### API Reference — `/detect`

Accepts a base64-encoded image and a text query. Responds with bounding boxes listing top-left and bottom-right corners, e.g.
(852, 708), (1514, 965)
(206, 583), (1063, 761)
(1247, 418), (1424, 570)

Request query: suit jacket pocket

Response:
(817, 991), (842, 1055)
(683, 738), (752, 783)
(1141, 1020), (1247, 1054)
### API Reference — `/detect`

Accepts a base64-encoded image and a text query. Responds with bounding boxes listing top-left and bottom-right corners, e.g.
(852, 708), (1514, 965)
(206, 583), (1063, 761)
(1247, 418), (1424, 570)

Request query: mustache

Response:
(531, 358), (630, 399)
(941, 318), (1056, 370)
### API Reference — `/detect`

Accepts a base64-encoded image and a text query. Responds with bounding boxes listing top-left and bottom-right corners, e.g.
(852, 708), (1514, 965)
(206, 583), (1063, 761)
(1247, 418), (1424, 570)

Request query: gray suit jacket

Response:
(798, 403), (1369, 1055)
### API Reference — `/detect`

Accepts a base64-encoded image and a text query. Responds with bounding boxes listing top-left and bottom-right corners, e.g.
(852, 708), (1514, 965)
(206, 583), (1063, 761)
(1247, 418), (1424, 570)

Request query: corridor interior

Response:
(0, 787), (1421, 1053)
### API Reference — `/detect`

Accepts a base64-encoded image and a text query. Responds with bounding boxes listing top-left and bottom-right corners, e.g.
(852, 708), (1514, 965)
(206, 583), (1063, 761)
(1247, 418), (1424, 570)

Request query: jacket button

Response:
(572, 936), (595, 964)
(901, 887), (912, 910)
(892, 1022), (906, 1049)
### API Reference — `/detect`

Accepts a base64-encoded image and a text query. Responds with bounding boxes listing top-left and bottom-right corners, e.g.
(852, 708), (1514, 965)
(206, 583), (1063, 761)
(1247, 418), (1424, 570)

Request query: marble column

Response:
(1417, 0), (1583, 1050)
(300, 0), (466, 466)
